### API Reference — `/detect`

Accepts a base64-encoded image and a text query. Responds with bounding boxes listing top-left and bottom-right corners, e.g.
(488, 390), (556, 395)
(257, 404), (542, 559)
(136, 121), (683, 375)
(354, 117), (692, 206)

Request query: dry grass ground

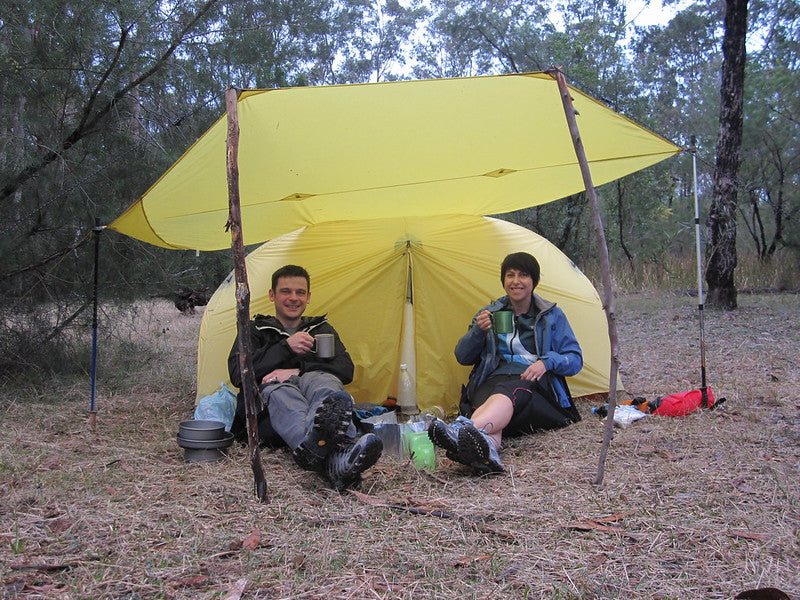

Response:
(1, 293), (798, 600)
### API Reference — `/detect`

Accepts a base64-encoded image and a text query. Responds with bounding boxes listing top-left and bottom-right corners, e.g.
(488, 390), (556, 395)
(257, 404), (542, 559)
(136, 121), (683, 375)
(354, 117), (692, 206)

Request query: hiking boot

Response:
(292, 391), (353, 472)
(457, 423), (504, 475)
(325, 433), (383, 492)
(428, 415), (473, 464)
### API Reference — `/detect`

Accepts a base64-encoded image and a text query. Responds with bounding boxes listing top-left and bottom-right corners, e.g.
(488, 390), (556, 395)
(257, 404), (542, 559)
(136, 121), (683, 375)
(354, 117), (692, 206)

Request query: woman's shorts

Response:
(463, 374), (578, 435)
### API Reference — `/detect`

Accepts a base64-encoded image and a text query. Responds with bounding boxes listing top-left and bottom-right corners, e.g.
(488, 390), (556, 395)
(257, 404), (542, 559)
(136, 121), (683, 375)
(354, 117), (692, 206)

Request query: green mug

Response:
(492, 310), (513, 334)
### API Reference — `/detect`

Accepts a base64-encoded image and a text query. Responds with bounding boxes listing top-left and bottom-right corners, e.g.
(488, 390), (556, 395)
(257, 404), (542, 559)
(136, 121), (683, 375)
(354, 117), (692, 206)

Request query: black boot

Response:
(428, 416), (474, 464)
(325, 433), (383, 491)
(292, 391), (353, 472)
(456, 423), (504, 475)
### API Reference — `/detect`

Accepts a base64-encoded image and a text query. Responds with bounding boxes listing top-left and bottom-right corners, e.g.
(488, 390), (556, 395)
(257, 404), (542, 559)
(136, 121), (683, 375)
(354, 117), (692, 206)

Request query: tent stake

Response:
(548, 67), (620, 486)
(225, 88), (269, 503)
(89, 217), (102, 432)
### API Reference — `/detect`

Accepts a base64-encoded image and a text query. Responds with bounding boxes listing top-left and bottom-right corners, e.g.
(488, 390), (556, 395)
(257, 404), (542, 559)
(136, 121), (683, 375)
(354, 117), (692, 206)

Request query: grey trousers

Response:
(260, 371), (356, 450)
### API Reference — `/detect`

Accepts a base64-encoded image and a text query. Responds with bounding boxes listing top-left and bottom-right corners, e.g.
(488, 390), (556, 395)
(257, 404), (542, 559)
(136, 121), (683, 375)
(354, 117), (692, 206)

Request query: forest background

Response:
(0, 0), (798, 380)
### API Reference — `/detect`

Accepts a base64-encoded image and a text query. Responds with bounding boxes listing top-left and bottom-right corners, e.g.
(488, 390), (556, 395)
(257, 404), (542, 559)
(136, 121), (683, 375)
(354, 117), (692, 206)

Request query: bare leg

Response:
(470, 393), (513, 449)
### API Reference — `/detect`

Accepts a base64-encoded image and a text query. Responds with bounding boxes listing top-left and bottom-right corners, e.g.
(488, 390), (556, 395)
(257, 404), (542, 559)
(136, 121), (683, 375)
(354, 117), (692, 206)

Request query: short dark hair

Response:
(501, 252), (540, 288)
(271, 264), (310, 291)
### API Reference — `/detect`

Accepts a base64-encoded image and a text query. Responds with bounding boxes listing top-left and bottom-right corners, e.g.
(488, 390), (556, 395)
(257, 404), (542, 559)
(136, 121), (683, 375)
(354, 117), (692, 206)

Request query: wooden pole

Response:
(225, 88), (269, 502)
(547, 67), (620, 486)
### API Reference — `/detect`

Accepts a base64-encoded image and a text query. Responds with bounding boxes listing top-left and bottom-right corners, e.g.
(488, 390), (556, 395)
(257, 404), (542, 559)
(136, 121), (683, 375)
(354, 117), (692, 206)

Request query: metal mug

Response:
(491, 310), (513, 334)
(314, 333), (335, 358)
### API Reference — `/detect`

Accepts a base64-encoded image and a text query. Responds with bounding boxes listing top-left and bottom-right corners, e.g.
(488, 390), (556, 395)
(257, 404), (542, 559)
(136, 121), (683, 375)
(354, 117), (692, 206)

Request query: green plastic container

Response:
(405, 430), (435, 471)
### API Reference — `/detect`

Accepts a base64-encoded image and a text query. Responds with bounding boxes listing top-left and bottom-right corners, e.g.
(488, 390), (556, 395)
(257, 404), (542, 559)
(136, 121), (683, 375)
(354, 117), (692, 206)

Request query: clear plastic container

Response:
(421, 405), (446, 420)
(397, 363), (419, 415)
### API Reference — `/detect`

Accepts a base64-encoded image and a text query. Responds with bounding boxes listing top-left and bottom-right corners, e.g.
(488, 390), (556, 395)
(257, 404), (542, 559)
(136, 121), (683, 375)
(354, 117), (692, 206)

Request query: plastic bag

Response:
(194, 382), (237, 431)
(612, 404), (649, 428)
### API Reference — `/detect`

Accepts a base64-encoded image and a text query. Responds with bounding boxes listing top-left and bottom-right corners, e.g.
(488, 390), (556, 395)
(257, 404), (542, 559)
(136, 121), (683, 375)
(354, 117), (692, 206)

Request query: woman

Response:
(429, 252), (583, 475)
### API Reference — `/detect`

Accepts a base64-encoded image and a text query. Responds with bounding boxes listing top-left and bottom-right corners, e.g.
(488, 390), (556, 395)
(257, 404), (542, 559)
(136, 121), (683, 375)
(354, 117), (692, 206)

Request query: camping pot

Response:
(314, 333), (335, 358)
(178, 419), (226, 441)
(176, 431), (235, 462)
(491, 310), (513, 334)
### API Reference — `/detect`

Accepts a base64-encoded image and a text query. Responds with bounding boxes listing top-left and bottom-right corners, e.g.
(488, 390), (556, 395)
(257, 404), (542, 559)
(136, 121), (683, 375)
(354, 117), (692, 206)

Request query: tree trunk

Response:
(766, 165), (785, 258)
(706, 0), (748, 310)
(616, 180), (634, 265)
(555, 193), (585, 249)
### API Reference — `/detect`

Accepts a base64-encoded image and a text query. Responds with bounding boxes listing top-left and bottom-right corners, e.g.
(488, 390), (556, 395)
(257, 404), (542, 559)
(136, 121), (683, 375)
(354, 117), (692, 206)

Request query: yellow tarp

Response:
(109, 72), (681, 250)
(197, 215), (615, 411)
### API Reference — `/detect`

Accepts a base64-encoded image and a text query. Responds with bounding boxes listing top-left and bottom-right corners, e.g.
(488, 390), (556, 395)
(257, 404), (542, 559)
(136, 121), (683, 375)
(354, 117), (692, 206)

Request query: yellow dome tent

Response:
(197, 215), (611, 412)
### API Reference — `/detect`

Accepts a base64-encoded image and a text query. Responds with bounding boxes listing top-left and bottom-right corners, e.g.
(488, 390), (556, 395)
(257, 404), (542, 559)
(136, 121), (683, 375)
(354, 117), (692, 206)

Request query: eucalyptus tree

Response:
(317, 0), (430, 83)
(738, 0), (800, 261)
(629, 4), (722, 149)
(0, 0), (231, 376)
(0, 0), (433, 376)
(739, 62), (800, 260)
(707, 0), (748, 309)
(414, 0), (684, 272)
(176, 0), (426, 89)
(415, 0), (634, 107)
(628, 4), (724, 283)
(412, 0), (556, 78)
(631, 0), (798, 294)
(627, 0), (755, 306)
(545, 0), (684, 270)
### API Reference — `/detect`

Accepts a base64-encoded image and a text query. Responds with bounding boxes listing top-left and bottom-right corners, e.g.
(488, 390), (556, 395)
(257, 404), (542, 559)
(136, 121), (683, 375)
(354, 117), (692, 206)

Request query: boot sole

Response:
(294, 392), (353, 470)
(309, 392), (353, 448)
(428, 420), (459, 455)
(457, 426), (504, 475)
(327, 436), (383, 492)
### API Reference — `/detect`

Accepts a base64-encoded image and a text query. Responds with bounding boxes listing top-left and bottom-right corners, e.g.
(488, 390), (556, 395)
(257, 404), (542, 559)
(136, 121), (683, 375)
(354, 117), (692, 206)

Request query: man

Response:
(228, 264), (382, 491)
(429, 252), (583, 475)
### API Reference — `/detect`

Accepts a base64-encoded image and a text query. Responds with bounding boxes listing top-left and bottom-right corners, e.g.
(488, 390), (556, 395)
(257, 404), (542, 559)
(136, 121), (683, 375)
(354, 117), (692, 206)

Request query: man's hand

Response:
(262, 368), (299, 384)
(286, 331), (315, 355)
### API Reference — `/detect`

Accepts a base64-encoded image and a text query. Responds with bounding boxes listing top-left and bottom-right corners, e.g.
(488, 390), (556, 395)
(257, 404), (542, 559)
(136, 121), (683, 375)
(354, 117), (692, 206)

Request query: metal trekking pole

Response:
(690, 139), (709, 408)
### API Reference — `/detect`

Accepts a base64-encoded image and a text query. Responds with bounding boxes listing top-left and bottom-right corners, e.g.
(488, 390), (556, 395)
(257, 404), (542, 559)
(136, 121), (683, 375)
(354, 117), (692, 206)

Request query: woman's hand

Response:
(475, 310), (493, 331)
(520, 360), (546, 382)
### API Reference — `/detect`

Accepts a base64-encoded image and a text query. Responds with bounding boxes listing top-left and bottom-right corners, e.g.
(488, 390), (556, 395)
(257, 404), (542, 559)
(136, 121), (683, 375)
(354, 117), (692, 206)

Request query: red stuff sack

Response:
(651, 387), (715, 417)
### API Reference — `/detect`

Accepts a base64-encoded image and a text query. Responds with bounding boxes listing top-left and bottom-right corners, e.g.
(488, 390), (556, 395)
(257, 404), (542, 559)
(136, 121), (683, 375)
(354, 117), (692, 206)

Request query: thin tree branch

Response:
(0, 0), (221, 202)
(44, 300), (92, 342)
(473, 26), (519, 73)
(74, 25), (131, 140)
(0, 236), (91, 282)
